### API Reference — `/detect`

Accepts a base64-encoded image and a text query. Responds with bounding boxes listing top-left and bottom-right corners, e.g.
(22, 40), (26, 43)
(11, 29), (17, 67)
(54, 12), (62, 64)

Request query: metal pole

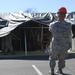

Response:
(24, 30), (27, 56)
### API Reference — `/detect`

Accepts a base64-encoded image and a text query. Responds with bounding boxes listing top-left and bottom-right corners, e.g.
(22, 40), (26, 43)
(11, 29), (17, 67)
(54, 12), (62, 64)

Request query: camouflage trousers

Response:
(49, 49), (68, 69)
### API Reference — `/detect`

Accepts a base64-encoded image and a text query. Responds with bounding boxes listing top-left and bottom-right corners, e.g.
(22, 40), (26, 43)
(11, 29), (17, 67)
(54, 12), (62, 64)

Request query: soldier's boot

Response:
(56, 68), (63, 74)
(49, 69), (55, 75)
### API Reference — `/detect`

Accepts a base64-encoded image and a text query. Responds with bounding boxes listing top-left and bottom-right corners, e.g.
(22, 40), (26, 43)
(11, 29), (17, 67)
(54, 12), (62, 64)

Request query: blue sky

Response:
(0, 0), (75, 13)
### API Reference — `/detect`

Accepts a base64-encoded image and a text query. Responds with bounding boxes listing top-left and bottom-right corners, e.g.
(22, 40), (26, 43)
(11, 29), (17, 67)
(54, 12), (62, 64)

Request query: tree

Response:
(24, 8), (37, 13)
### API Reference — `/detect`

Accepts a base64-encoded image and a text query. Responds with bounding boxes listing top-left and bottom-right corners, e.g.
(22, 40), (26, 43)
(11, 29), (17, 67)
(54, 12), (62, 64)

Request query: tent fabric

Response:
(0, 12), (53, 37)
(66, 12), (75, 23)
(0, 11), (75, 38)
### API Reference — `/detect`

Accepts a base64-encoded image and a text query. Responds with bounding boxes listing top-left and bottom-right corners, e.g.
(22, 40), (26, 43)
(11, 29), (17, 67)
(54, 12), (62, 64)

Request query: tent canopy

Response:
(0, 12), (53, 37)
(0, 11), (75, 37)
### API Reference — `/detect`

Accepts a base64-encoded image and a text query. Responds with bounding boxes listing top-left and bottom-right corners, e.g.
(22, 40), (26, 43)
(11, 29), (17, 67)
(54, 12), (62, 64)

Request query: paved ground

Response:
(0, 53), (75, 75)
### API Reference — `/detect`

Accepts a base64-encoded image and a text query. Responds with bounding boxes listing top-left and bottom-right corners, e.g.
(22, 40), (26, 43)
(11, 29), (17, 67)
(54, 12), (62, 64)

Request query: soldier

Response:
(49, 7), (74, 75)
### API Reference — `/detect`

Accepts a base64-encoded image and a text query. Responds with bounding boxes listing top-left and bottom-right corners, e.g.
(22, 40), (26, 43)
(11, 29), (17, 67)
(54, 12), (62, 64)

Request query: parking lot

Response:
(0, 53), (75, 75)
(0, 59), (50, 75)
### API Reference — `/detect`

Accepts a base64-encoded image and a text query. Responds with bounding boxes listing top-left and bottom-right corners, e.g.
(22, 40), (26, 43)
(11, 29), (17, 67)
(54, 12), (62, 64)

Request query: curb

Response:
(0, 54), (49, 60)
(0, 53), (75, 60)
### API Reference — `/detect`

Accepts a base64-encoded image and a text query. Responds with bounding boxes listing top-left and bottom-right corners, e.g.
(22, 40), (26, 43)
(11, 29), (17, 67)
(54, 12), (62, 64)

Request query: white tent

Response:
(0, 12), (53, 37)
(0, 11), (75, 55)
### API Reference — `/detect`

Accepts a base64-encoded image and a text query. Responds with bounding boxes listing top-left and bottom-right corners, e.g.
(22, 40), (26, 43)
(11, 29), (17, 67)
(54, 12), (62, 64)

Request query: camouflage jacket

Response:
(49, 20), (72, 51)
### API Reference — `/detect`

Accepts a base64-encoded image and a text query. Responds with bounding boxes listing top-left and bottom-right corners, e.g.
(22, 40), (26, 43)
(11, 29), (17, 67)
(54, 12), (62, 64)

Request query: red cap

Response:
(57, 7), (67, 14)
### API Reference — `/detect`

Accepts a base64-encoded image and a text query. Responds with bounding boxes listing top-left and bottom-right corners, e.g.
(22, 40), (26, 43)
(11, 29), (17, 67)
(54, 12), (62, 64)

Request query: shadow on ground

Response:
(67, 53), (75, 59)
(0, 53), (75, 60)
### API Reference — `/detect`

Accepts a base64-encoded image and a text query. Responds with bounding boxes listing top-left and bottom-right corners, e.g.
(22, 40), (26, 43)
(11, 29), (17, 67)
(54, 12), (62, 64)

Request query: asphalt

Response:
(0, 53), (75, 75)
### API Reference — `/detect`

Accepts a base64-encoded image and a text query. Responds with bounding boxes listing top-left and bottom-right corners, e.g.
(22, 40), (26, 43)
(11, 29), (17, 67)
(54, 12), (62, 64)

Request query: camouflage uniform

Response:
(49, 20), (72, 69)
